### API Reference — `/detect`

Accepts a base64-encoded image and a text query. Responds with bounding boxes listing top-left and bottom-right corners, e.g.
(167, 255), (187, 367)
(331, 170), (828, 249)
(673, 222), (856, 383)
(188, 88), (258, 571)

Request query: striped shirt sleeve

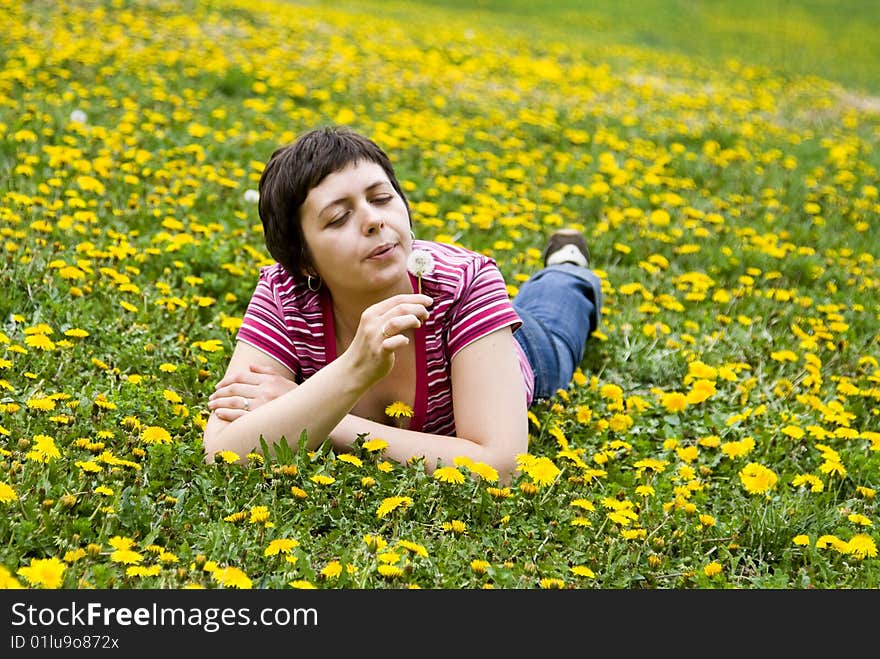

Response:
(235, 267), (300, 377)
(447, 255), (522, 359)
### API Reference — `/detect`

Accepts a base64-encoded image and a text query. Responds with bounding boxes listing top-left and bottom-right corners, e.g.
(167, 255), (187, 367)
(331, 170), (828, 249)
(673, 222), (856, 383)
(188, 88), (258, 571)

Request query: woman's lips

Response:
(366, 243), (396, 259)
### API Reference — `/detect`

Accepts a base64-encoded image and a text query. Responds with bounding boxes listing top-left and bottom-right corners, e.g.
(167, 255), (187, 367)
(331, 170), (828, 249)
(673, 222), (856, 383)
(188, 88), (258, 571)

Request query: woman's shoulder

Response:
(414, 240), (496, 279)
(254, 262), (320, 311)
(413, 241), (505, 314)
(258, 261), (294, 283)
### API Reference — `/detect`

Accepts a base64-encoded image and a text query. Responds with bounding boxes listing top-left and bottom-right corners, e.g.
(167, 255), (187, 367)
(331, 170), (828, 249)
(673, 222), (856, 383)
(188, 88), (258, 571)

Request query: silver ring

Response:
(243, 397), (250, 411)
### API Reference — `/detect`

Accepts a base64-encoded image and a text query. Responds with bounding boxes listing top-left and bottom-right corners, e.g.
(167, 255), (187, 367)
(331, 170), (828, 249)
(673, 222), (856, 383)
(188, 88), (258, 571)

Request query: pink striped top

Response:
(235, 240), (535, 436)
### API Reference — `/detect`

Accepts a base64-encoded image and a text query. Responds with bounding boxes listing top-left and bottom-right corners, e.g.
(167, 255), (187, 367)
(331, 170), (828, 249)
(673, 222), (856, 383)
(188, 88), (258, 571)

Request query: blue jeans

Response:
(512, 264), (603, 401)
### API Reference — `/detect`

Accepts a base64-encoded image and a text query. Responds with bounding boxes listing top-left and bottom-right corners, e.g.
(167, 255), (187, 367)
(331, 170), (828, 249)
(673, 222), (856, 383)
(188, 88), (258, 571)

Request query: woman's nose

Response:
(362, 206), (384, 233)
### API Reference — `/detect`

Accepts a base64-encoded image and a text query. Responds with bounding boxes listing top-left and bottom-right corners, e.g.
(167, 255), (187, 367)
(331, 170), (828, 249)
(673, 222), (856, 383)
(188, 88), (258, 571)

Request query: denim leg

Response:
(512, 264), (602, 400)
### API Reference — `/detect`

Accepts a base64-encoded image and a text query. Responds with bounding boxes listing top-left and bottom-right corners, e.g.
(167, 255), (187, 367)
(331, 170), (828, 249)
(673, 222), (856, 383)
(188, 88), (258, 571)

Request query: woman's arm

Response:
(203, 293), (432, 463)
(328, 327), (528, 482)
(204, 302), (527, 482)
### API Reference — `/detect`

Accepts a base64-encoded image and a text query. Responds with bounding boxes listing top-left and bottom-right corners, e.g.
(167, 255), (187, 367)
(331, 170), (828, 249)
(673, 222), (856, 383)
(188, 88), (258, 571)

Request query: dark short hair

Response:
(257, 125), (411, 278)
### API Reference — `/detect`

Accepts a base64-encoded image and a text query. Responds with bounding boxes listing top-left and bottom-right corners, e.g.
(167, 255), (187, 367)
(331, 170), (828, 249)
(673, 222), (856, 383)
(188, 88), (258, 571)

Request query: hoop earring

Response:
(307, 275), (321, 292)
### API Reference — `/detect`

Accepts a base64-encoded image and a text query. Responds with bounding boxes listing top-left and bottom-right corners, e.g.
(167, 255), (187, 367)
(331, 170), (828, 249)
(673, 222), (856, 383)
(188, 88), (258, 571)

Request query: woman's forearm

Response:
(203, 353), (370, 460)
(330, 415), (524, 483)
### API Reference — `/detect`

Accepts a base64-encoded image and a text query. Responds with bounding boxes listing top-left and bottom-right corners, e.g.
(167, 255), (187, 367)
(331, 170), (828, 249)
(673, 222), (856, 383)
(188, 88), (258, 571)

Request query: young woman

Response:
(203, 125), (602, 482)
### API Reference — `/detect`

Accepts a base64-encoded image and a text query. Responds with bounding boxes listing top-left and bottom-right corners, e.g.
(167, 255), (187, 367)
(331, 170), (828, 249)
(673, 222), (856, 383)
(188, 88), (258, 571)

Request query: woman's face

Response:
(299, 160), (413, 297)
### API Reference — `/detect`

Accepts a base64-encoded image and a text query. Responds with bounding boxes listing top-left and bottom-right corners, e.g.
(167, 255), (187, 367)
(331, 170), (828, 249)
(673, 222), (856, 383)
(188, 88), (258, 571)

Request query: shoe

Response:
(543, 229), (590, 268)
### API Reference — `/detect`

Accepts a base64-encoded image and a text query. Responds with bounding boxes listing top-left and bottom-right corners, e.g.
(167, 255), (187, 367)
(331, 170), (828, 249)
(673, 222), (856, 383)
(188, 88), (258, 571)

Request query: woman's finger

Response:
(213, 407), (247, 422)
(381, 313), (424, 339)
(368, 293), (433, 316)
(249, 363), (278, 373)
(214, 372), (261, 389)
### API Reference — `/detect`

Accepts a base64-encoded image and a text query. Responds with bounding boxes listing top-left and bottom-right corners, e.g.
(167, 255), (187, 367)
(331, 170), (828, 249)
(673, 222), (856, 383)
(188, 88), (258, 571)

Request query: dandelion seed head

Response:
(406, 249), (435, 278)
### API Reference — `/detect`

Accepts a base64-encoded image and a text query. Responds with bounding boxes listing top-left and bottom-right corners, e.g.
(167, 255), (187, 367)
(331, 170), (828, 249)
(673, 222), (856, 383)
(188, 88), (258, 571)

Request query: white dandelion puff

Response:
(69, 109), (87, 124)
(243, 189), (260, 203)
(407, 249), (435, 294)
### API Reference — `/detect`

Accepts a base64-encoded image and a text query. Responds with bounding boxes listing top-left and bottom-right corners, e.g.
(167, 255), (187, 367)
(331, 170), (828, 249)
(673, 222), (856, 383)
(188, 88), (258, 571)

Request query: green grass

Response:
(340, 0), (880, 95)
(0, 0), (878, 590)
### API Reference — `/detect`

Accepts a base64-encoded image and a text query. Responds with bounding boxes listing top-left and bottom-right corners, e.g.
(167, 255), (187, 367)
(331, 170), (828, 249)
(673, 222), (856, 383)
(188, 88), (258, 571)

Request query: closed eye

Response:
(327, 210), (350, 226)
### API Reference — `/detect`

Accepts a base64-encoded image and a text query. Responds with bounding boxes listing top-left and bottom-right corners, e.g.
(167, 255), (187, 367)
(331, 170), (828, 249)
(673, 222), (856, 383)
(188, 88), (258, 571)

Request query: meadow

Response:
(0, 0), (878, 589)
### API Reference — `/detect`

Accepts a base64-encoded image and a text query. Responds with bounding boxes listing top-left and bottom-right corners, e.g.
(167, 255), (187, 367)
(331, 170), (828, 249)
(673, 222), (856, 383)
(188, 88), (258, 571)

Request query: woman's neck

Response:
(328, 277), (414, 344)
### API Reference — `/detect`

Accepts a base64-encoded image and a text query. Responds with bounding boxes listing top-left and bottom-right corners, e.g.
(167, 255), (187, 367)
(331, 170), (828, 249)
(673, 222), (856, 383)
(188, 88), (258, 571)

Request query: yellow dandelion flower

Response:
(819, 459), (847, 478)
(0, 482), (18, 503)
(384, 401), (413, 419)
(376, 496), (413, 518)
(108, 536), (134, 550)
(337, 454), (362, 467)
(321, 561), (343, 579)
(127, 565), (161, 577)
(289, 580), (316, 589)
(0, 565), (24, 589)
(141, 426), (172, 444)
(17, 557), (66, 589)
(793, 535), (811, 547)
(570, 498), (595, 512)
(63, 548), (86, 563)
(265, 539), (300, 557)
(310, 474), (336, 486)
(110, 549), (143, 565)
(470, 559), (490, 574)
(377, 564), (403, 578)
(442, 520), (467, 534)
(362, 438), (388, 452)
(520, 482), (539, 495)
(26, 396), (56, 411)
(363, 534), (388, 551)
(26, 434), (62, 463)
(249, 506), (270, 524)
(25, 334), (55, 351)
(576, 405), (593, 424)
(846, 534), (877, 559)
(468, 462), (499, 482)
(703, 562), (723, 577)
(397, 540), (428, 558)
(214, 450), (240, 464)
(212, 566), (252, 589)
(433, 466), (465, 484)
(290, 486), (307, 499)
(660, 391), (688, 413)
(856, 486), (875, 500)
(539, 578), (565, 589)
(377, 551), (400, 564)
(599, 383), (623, 401)
(570, 565), (595, 578)
(523, 456), (560, 487)
(816, 535), (848, 552)
(686, 379), (716, 404)
(781, 425), (805, 440)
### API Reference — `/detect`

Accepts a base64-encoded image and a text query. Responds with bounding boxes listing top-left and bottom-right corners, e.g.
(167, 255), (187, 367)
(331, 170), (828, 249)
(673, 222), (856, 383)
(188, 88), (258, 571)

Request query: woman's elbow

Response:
(201, 414), (226, 464)
(491, 434), (528, 486)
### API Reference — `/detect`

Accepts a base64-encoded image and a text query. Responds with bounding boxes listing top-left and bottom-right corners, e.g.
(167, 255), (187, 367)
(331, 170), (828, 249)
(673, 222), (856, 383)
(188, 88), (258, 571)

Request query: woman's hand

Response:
(208, 363), (297, 421)
(344, 293), (433, 385)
